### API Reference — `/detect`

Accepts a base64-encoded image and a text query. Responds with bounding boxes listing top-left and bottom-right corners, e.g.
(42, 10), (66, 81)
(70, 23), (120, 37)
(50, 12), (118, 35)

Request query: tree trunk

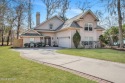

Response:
(17, 17), (20, 39)
(117, 0), (124, 48)
(109, 35), (114, 46)
(1, 27), (4, 46)
(46, 9), (49, 20)
(6, 29), (11, 46)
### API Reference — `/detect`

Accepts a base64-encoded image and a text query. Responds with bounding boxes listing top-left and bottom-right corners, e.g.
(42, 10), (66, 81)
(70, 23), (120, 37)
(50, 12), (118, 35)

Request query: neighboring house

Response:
(20, 10), (105, 48)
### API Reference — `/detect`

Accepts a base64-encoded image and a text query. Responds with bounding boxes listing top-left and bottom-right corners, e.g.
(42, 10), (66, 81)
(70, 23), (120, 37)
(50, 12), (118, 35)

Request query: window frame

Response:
(49, 24), (53, 29)
(84, 36), (93, 45)
(30, 38), (35, 43)
(84, 23), (93, 31)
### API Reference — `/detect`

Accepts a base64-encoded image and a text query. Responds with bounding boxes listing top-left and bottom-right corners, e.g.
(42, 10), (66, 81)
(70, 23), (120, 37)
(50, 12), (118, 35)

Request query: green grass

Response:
(0, 46), (95, 83)
(57, 49), (125, 63)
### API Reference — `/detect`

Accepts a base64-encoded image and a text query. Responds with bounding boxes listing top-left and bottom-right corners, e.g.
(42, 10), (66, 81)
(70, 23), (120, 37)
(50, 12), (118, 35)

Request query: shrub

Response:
(24, 43), (29, 47)
(73, 30), (81, 48)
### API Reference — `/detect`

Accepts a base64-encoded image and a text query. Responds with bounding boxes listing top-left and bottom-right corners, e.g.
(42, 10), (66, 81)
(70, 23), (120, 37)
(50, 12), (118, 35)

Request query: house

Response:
(20, 10), (104, 48)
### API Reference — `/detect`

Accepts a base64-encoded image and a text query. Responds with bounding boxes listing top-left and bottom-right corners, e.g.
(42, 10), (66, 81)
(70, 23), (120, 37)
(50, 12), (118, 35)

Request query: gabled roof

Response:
(56, 10), (99, 31)
(34, 15), (64, 29)
(80, 10), (99, 21)
(21, 29), (43, 36)
(34, 10), (99, 31)
(95, 26), (105, 30)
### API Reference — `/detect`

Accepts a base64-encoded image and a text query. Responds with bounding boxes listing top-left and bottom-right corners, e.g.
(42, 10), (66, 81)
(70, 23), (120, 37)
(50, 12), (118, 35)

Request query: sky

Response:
(31, 0), (106, 27)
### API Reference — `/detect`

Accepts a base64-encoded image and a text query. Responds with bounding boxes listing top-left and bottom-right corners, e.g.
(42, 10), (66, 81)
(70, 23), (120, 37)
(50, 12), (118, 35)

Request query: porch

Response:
(22, 36), (54, 48)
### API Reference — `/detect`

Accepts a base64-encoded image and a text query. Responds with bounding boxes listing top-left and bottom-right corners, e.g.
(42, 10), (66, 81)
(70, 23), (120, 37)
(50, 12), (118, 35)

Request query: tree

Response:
(6, 9), (17, 45)
(59, 0), (70, 21)
(99, 35), (107, 47)
(73, 30), (81, 48)
(41, 0), (60, 20)
(28, 0), (33, 29)
(0, 0), (8, 45)
(15, 0), (28, 39)
(77, 0), (93, 12)
(117, 0), (124, 48)
(101, 0), (125, 48)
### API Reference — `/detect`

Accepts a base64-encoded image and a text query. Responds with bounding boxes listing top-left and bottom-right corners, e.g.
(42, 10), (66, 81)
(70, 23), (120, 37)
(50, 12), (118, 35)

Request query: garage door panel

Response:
(58, 37), (70, 48)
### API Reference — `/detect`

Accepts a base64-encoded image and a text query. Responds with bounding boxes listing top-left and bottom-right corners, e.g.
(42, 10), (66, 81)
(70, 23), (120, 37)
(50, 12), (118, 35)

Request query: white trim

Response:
(21, 29), (41, 35)
(75, 10), (99, 21)
(20, 36), (43, 37)
(84, 23), (93, 31)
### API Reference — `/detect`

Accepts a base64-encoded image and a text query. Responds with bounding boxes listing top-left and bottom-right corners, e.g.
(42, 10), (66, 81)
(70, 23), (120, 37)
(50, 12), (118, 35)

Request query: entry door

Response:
(45, 37), (51, 46)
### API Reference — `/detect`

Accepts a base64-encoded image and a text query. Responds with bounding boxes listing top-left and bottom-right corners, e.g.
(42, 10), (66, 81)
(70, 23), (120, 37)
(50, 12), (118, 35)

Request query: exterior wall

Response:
(40, 32), (56, 46)
(36, 17), (63, 30)
(96, 30), (103, 41)
(77, 13), (98, 42)
(22, 37), (41, 47)
(23, 37), (30, 44)
(35, 38), (40, 42)
(55, 29), (72, 48)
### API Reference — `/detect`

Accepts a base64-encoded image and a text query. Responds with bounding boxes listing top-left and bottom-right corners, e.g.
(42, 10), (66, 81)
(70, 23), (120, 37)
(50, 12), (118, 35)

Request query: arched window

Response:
(84, 23), (93, 31)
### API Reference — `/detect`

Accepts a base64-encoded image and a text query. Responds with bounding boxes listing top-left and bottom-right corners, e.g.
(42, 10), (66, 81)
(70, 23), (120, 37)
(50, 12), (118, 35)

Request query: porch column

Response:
(43, 37), (45, 43)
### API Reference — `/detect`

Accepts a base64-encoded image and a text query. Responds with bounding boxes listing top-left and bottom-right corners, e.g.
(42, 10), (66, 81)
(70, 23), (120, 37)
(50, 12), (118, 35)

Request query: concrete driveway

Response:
(14, 47), (125, 83)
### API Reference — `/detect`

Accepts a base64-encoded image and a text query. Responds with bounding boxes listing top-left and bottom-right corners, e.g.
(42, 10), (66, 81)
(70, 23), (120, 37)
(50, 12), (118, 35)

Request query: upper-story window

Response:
(84, 23), (93, 31)
(49, 24), (53, 29)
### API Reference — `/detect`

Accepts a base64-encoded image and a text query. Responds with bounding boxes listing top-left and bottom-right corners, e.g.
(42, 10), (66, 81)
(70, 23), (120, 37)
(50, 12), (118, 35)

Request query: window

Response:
(49, 24), (53, 29)
(84, 23), (93, 31)
(30, 38), (34, 43)
(84, 37), (93, 45)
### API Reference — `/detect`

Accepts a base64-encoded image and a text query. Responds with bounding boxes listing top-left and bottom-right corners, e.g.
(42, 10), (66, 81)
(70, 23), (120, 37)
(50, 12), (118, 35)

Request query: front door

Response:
(45, 37), (51, 46)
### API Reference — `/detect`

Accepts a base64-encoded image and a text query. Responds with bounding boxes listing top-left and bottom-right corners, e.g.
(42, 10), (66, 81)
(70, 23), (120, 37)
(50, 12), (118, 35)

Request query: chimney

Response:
(36, 12), (40, 26)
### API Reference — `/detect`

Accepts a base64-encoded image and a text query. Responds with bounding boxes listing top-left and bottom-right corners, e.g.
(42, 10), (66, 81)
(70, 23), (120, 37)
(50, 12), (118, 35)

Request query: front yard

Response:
(57, 49), (125, 63)
(0, 46), (95, 83)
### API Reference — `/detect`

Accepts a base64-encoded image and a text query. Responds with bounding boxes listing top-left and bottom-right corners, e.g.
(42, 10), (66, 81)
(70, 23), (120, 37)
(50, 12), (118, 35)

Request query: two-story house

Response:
(20, 10), (104, 48)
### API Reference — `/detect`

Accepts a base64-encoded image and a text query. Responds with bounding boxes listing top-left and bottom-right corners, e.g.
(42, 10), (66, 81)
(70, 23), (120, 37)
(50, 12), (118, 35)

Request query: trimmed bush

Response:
(73, 30), (81, 48)
(24, 43), (30, 47)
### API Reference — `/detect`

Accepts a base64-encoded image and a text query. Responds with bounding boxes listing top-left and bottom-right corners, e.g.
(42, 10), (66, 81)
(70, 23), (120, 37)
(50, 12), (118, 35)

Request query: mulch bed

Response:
(111, 46), (125, 51)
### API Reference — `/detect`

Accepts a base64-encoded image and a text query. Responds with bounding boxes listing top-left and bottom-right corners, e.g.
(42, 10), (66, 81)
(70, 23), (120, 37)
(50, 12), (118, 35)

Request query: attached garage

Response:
(58, 37), (71, 48)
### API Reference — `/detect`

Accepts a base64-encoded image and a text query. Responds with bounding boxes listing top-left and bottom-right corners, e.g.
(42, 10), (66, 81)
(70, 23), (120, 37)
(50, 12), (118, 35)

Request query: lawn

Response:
(57, 49), (125, 63)
(0, 46), (95, 83)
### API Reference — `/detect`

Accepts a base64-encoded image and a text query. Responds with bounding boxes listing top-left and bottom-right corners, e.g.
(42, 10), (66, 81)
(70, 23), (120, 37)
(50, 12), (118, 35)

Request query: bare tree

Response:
(41, 0), (60, 20)
(95, 10), (104, 25)
(0, 0), (8, 45)
(28, 0), (33, 29)
(59, 0), (70, 21)
(77, 0), (93, 12)
(6, 9), (17, 45)
(15, 0), (28, 39)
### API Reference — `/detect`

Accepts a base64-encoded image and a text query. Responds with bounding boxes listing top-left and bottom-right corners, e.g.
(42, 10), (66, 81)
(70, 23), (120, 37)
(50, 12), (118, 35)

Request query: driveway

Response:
(14, 47), (125, 83)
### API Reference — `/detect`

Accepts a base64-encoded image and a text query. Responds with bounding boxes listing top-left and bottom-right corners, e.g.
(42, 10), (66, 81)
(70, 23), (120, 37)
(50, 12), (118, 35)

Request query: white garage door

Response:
(58, 37), (70, 48)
